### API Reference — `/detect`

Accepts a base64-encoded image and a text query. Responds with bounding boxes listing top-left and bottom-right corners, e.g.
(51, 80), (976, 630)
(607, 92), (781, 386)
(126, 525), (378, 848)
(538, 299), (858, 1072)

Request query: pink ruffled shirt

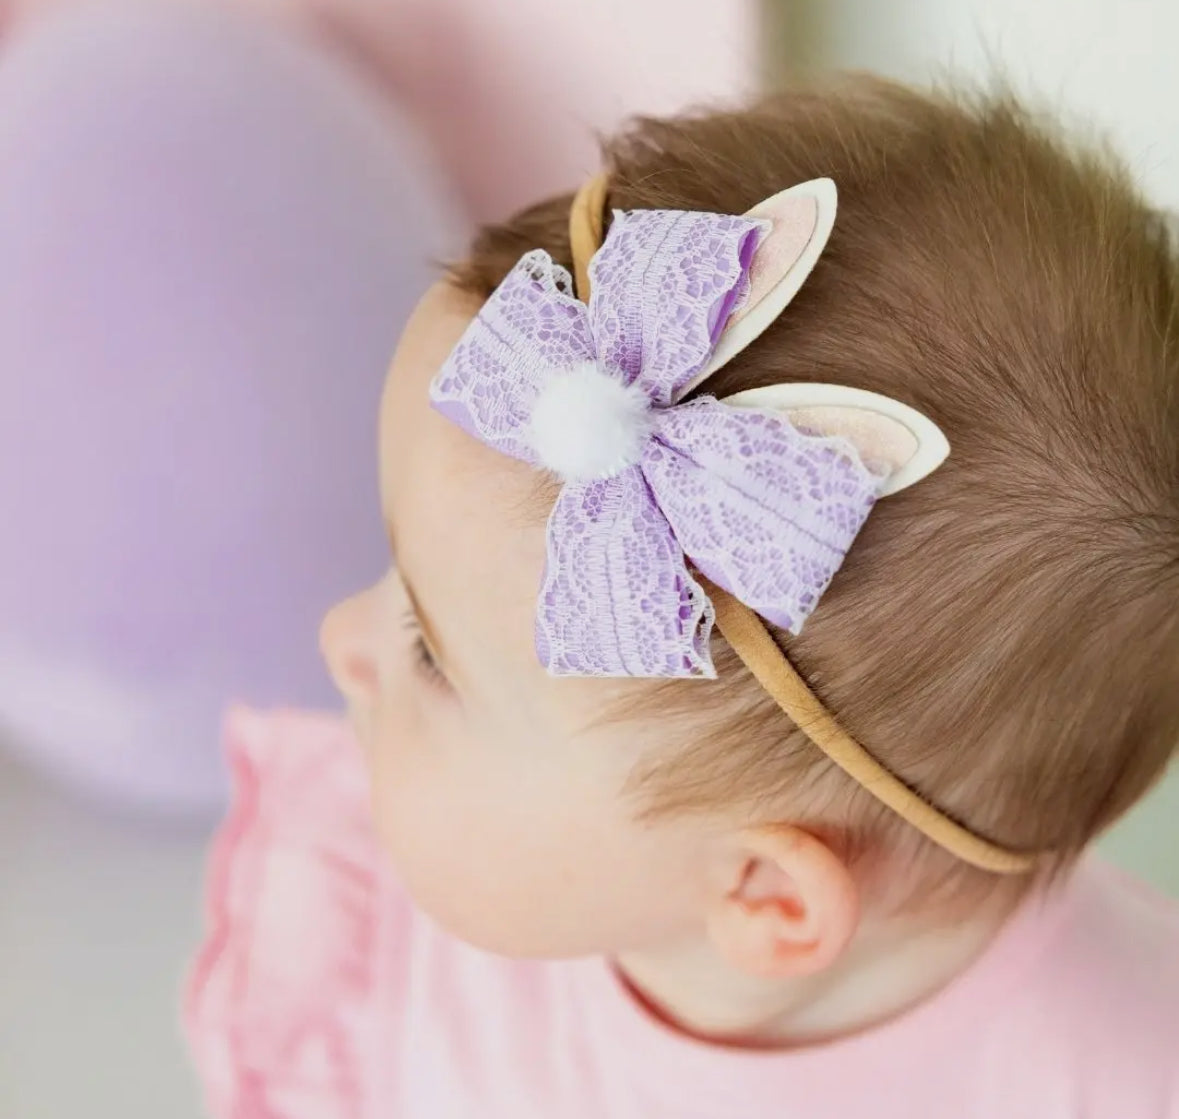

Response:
(186, 709), (1179, 1118)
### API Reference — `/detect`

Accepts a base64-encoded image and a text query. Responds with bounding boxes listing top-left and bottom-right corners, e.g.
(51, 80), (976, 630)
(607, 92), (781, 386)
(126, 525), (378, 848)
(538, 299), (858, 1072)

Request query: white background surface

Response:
(1, 749), (207, 1119)
(818, 0), (1179, 207)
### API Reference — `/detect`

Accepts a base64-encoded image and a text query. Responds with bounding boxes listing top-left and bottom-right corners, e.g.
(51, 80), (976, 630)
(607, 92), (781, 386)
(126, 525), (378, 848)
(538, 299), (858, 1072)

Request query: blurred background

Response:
(0, 1), (1175, 1115)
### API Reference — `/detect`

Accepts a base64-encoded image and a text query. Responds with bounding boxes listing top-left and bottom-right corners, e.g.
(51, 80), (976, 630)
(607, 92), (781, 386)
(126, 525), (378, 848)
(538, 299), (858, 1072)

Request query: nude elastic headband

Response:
(564, 175), (1038, 875)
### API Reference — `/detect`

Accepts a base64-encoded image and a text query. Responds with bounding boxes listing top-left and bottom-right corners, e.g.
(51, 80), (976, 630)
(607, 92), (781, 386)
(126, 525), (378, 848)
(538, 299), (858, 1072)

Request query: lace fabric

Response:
(430, 208), (883, 677)
(429, 250), (595, 467)
(537, 466), (716, 677)
(648, 400), (880, 635)
(588, 210), (763, 405)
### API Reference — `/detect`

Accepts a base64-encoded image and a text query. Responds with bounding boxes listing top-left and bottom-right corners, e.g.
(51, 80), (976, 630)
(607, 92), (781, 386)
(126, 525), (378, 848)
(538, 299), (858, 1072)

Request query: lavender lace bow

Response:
(430, 209), (883, 677)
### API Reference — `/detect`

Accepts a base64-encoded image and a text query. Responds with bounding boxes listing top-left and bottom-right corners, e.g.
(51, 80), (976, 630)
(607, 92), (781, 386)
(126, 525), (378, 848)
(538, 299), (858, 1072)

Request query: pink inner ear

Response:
(786, 406), (919, 477)
(727, 195), (819, 330)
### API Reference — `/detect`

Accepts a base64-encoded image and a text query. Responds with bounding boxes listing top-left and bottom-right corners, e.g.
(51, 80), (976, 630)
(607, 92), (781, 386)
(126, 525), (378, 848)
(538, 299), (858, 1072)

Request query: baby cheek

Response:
(365, 688), (479, 852)
(367, 767), (511, 947)
(364, 739), (552, 950)
(368, 671), (420, 773)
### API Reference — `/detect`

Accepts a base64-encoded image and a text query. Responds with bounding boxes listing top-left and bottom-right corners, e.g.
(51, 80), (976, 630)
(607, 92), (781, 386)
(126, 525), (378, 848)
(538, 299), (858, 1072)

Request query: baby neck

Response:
(613, 902), (1015, 1048)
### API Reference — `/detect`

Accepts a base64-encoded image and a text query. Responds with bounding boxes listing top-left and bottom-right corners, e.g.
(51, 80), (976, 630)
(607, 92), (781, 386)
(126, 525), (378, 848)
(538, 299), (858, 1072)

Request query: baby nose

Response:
(320, 590), (379, 703)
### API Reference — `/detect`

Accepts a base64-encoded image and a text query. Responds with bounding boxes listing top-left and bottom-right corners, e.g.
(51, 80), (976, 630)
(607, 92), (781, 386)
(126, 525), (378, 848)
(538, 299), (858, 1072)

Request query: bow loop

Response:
(587, 209), (766, 406)
(429, 251), (596, 466)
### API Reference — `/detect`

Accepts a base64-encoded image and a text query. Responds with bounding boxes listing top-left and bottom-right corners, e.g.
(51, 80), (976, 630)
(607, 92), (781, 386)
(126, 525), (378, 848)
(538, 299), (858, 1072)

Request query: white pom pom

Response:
(529, 362), (652, 481)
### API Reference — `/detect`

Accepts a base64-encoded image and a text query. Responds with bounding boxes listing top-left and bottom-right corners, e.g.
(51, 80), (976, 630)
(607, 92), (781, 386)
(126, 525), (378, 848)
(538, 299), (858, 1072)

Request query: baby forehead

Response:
(383, 285), (549, 634)
(410, 426), (546, 574)
(385, 281), (480, 407)
(386, 285), (545, 519)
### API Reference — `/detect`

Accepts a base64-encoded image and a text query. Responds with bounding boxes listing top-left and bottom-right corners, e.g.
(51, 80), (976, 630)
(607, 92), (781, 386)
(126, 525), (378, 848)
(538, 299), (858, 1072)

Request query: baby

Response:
(188, 77), (1179, 1117)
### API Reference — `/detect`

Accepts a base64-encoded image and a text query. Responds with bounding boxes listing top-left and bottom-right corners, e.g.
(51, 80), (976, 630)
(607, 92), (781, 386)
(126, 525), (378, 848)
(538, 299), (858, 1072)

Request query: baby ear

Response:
(722, 383), (950, 496)
(688, 178), (838, 392)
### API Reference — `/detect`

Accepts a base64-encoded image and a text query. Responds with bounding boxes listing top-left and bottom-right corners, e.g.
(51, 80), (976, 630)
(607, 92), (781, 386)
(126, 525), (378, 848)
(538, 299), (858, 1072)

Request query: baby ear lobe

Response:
(723, 383), (951, 496)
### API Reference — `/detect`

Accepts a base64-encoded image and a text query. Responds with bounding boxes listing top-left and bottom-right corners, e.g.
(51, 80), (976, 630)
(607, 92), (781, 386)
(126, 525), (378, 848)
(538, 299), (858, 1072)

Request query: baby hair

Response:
(449, 76), (1179, 911)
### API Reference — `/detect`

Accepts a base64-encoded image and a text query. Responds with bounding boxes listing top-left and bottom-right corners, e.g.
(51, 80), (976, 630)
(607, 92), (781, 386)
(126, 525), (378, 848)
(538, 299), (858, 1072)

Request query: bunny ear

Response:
(685, 178), (838, 395)
(722, 383), (950, 496)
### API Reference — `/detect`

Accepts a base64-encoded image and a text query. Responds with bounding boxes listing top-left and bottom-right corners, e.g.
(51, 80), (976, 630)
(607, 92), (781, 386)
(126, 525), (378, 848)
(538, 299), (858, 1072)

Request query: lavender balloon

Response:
(0, 3), (459, 817)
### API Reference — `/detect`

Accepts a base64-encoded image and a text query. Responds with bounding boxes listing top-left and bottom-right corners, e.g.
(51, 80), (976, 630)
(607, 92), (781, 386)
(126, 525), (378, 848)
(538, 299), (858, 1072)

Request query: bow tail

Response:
(536, 467), (716, 678)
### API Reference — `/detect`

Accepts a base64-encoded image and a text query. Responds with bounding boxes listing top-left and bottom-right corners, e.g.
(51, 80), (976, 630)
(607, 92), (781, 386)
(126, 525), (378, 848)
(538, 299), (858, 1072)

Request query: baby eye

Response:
(402, 610), (449, 691)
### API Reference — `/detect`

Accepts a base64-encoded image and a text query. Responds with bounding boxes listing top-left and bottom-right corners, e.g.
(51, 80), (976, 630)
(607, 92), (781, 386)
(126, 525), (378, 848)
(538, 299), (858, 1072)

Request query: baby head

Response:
(321, 77), (1179, 975)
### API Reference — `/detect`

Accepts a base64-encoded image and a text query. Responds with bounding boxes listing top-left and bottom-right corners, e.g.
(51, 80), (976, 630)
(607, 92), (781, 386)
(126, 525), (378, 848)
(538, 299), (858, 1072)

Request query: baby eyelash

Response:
(402, 610), (447, 688)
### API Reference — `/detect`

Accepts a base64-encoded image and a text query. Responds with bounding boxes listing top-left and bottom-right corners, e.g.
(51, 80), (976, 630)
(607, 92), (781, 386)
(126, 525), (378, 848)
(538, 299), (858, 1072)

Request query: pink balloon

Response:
(0, 2), (459, 817)
(287, 0), (757, 222)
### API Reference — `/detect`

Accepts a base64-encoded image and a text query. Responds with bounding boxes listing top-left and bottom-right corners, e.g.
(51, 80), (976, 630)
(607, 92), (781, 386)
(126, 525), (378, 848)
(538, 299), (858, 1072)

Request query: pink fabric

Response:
(186, 709), (1179, 1118)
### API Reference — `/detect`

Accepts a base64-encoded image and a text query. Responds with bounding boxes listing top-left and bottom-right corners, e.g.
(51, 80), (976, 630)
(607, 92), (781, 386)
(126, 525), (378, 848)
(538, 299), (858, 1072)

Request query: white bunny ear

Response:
(723, 383), (950, 496)
(685, 178), (838, 396)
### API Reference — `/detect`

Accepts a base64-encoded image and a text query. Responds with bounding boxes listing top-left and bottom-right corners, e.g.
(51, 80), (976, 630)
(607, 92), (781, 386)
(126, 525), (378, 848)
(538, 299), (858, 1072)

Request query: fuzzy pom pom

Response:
(529, 362), (652, 481)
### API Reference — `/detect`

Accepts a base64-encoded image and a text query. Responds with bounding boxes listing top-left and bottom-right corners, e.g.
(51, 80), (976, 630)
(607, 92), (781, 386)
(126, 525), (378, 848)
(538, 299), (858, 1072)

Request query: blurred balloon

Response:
(2, 0), (756, 224)
(0, 0), (753, 821)
(0, 2), (460, 818)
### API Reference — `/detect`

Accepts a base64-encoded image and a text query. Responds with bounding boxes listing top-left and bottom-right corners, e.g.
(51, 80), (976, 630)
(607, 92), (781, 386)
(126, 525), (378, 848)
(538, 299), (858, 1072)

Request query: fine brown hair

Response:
(450, 76), (1179, 910)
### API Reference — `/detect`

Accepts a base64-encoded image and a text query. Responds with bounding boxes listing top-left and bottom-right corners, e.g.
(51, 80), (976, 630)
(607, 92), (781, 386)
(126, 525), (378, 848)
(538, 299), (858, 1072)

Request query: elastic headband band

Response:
(569, 174), (609, 303)
(567, 175), (1038, 876)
